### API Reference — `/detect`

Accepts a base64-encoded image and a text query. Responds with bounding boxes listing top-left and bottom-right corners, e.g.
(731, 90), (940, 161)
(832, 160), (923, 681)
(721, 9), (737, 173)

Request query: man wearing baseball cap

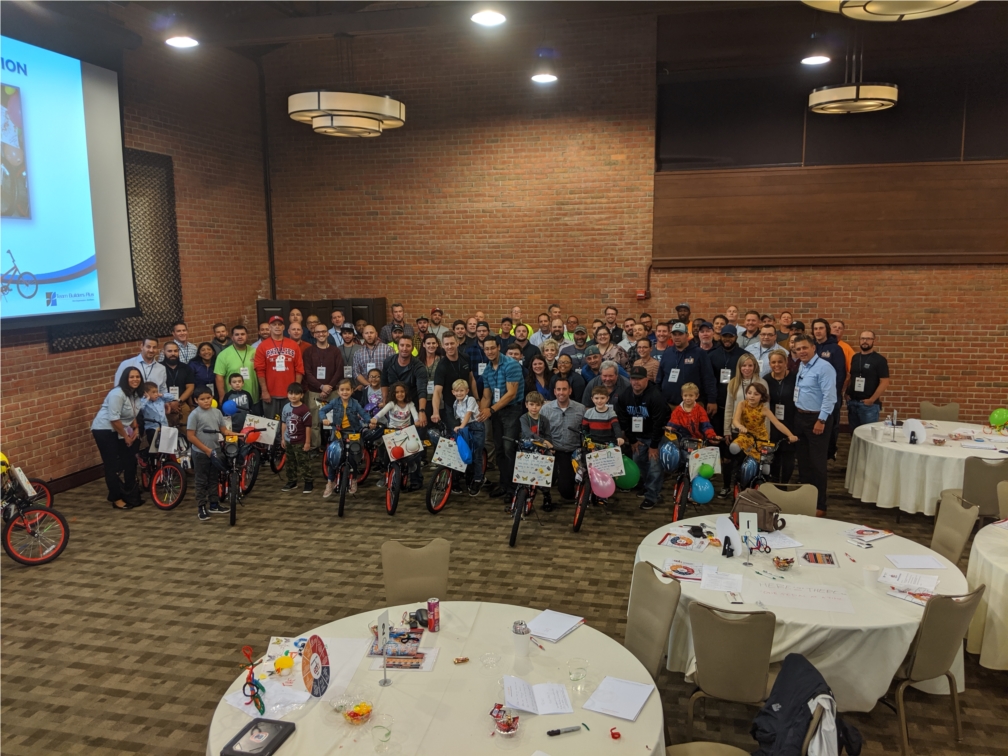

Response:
(658, 321), (716, 413)
(675, 302), (692, 335)
(709, 324), (746, 497)
(428, 307), (449, 340)
(560, 325), (590, 368)
(615, 365), (671, 510)
(254, 315), (305, 420)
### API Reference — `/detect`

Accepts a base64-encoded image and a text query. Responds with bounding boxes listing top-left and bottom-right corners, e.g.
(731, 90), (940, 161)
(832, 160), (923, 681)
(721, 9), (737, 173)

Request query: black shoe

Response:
(717, 487), (730, 498)
(281, 482), (298, 493)
(303, 481), (314, 494)
(640, 499), (656, 511)
(489, 487), (508, 499)
(197, 505), (210, 521)
(208, 501), (228, 515)
(542, 497), (556, 512)
(467, 479), (484, 497)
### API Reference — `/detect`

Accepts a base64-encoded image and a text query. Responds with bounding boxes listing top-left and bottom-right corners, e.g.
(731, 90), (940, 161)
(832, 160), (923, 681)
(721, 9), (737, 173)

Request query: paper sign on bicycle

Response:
(513, 452), (554, 487)
(382, 426), (424, 458)
(431, 437), (467, 472)
(585, 447), (625, 478)
(12, 467), (36, 497)
(156, 425), (180, 455)
(241, 415), (279, 446)
(688, 446), (722, 478)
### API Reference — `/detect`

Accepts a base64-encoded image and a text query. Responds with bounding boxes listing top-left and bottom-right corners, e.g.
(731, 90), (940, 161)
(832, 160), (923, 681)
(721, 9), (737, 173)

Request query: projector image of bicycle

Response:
(1, 250), (37, 300)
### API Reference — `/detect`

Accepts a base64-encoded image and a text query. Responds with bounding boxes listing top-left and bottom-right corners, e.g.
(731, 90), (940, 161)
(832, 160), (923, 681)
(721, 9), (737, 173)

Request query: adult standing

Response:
(725, 305), (740, 328)
(379, 303), (414, 343)
(353, 325), (394, 389)
(540, 378), (585, 505)
(210, 323), (231, 355)
(550, 354), (586, 401)
(708, 324), (745, 495)
(214, 325), (260, 411)
(696, 321), (716, 352)
(381, 336), (429, 424)
(559, 325), (589, 367)
(675, 302), (692, 332)
(303, 322), (345, 450)
(633, 337), (660, 382)
(603, 306), (624, 343)
(844, 330), (890, 431)
(428, 307), (449, 340)
(616, 366), (672, 511)
(507, 305), (533, 338)
(722, 353), (769, 495)
(548, 318), (573, 348)
(594, 326), (629, 369)
(337, 324), (360, 384)
(254, 315), (305, 420)
(510, 324), (540, 366)
(639, 313), (655, 342)
(712, 315), (728, 345)
(652, 322), (671, 359)
(658, 322), (717, 414)
(778, 310), (794, 343)
(830, 320), (855, 371)
(526, 354), (554, 401)
(91, 367), (144, 509)
(430, 332), (479, 428)
(736, 311), (762, 349)
(287, 322), (310, 357)
(498, 317), (515, 350)
(412, 316), (432, 354)
(529, 313), (552, 348)
(746, 324), (780, 378)
(766, 349), (797, 485)
(419, 334), (442, 422)
(115, 337), (168, 397)
(812, 318), (847, 461)
(328, 307), (351, 346)
(160, 321), (198, 364)
(462, 317), (479, 350)
(251, 322), (270, 349)
(477, 337), (524, 499)
(582, 361), (630, 405)
(792, 334), (837, 515)
(191, 343), (218, 401)
(162, 342), (196, 425)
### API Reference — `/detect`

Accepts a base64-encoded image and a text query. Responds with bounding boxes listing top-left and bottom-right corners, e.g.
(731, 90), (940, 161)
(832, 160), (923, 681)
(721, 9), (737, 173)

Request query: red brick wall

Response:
(0, 5), (270, 481)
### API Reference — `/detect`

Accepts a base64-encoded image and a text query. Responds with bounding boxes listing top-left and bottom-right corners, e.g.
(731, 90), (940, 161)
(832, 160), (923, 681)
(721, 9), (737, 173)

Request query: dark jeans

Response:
(846, 400), (881, 431)
(552, 449), (577, 500)
(490, 403), (522, 494)
(770, 442), (797, 485)
(92, 429), (139, 503)
(465, 422), (486, 483)
(633, 444), (664, 504)
(794, 412), (833, 512)
(827, 401), (842, 460)
(192, 452), (214, 509)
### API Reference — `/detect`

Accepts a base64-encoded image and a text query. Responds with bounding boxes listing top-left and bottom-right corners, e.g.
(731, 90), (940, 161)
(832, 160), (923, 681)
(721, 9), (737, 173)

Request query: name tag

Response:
(760, 358), (767, 374)
(632, 416), (644, 433)
(207, 383), (214, 392)
(793, 386), (800, 402)
(720, 368), (731, 384)
(239, 367), (250, 379)
(367, 362), (376, 372)
(854, 377), (866, 392)
(168, 386), (179, 400)
(275, 355), (287, 371)
(668, 369), (680, 383)
(316, 367), (326, 380)
(494, 388), (501, 403)
(478, 363), (487, 375)
(775, 405), (785, 421)
(427, 380), (435, 395)
(344, 366), (353, 378)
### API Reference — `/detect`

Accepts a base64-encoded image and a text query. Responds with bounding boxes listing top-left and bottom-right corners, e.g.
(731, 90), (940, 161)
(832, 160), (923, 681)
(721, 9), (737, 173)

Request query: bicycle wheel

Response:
(269, 444), (286, 474)
(672, 478), (688, 523)
(151, 461), (187, 510)
(27, 478), (54, 508)
(386, 465), (401, 516)
(3, 506), (69, 565)
(356, 448), (373, 484)
(572, 481), (590, 533)
(240, 448), (261, 494)
(425, 467), (453, 514)
(16, 272), (37, 299)
(337, 461), (350, 518)
(229, 467), (240, 526)
(509, 487), (529, 547)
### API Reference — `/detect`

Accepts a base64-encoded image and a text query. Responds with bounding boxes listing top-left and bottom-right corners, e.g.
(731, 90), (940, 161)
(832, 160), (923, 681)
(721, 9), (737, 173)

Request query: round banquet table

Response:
(633, 514), (967, 713)
(845, 420), (1005, 516)
(206, 601), (664, 755)
(966, 523), (1008, 670)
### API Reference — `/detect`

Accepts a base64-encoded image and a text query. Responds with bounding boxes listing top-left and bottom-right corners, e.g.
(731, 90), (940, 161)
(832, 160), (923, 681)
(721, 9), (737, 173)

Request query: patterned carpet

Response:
(1, 436), (1005, 756)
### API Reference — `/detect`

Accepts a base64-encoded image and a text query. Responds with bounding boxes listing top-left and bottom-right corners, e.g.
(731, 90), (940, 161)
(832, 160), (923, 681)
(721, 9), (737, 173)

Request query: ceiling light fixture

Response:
(802, 0), (977, 21)
(802, 55), (831, 65)
(471, 10), (506, 26)
(165, 36), (199, 48)
(808, 32), (896, 113)
(288, 91), (405, 137)
(531, 48), (558, 84)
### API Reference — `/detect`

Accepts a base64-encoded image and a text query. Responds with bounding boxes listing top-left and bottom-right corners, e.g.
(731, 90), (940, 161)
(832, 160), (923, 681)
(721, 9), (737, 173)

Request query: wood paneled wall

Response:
(652, 160), (1008, 267)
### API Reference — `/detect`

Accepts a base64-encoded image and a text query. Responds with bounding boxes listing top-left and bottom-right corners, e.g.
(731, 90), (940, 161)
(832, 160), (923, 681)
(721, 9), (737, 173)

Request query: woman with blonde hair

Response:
(721, 352), (768, 497)
(540, 339), (561, 371)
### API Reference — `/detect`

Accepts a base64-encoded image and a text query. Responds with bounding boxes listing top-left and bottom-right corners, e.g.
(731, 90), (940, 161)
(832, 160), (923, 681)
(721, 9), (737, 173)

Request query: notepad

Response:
(843, 526), (893, 543)
(886, 554), (946, 570)
(526, 610), (584, 643)
(502, 676), (573, 715)
(700, 566), (743, 593)
(878, 568), (939, 592)
(582, 676), (655, 722)
(764, 530), (803, 549)
(961, 441), (997, 450)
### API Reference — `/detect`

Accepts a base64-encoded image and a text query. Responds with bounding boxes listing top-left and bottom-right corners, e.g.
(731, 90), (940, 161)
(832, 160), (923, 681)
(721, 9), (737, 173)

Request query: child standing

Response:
(451, 378), (485, 493)
(352, 368), (385, 418)
(320, 378), (371, 498)
(519, 391), (554, 509)
(186, 387), (231, 521)
(668, 383), (720, 443)
(582, 385), (625, 447)
(281, 383), (313, 494)
(221, 373), (254, 432)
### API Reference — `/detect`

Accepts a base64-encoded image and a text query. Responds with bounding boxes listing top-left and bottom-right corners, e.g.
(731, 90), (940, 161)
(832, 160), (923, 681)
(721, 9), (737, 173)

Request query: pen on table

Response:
(754, 569), (784, 581)
(547, 725), (583, 736)
(529, 635), (546, 651)
(844, 552), (857, 563)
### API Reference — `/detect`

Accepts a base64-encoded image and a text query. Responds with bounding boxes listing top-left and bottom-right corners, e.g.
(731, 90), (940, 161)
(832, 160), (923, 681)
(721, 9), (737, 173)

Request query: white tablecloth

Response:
(845, 421), (1005, 515)
(966, 523), (1008, 670)
(206, 601), (664, 756)
(633, 514), (967, 712)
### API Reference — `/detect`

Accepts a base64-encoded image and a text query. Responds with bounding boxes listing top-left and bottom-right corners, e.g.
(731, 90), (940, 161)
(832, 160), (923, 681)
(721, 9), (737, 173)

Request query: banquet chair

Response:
(886, 586), (985, 755)
(667, 707), (822, 756)
(759, 483), (817, 517)
(929, 493), (978, 566)
(919, 401), (959, 422)
(940, 456), (1008, 525)
(686, 603), (777, 740)
(998, 480), (1008, 520)
(380, 538), (450, 606)
(626, 560), (682, 680)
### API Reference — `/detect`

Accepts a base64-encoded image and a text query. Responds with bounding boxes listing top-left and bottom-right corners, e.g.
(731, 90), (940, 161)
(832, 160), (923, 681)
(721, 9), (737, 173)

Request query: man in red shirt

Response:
(254, 315), (305, 420)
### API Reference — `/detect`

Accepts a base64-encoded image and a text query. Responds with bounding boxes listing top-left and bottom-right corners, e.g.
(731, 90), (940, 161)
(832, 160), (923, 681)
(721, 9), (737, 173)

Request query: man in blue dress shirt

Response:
(477, 338), (525, 500)
(791, 334), (837, 515)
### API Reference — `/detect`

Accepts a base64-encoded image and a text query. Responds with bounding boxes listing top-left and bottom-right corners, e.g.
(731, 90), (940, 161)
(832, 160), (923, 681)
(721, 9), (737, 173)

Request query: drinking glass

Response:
(568, 657), (588, 682)
(371, 714), (393, 753)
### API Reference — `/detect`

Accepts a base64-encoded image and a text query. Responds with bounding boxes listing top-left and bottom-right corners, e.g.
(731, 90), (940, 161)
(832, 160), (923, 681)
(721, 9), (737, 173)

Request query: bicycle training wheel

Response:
(3, 506), (69, 566)
(386, 465), (401, 516)
(151, 461), (187, 510)
(425, 467), (452, 514)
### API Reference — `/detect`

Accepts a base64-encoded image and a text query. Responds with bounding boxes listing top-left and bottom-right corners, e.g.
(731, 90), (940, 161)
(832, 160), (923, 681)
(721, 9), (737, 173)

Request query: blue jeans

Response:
(633, 443), (664, 505)
(847, 400), (880, 431)
(465, 423), (486, 483)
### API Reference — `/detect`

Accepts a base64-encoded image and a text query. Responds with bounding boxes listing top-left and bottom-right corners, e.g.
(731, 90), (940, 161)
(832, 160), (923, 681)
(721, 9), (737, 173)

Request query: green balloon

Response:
(698, 463), (715, 480)
(615, 456), (641, 490)
(990, 408), (1008, 427)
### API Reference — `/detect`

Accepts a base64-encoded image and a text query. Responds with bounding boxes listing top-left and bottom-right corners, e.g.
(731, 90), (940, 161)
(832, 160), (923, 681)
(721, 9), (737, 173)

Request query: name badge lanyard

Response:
(795, 355), (819, 406)
(853, 354), (867, 394)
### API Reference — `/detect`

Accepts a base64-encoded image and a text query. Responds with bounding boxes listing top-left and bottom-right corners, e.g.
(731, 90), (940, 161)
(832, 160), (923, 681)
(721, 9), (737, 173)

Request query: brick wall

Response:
(0, 5), (270, 481)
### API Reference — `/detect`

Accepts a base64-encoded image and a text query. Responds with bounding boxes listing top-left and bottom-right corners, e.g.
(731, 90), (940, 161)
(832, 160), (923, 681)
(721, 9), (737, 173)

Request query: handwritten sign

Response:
(512, 451), (555, 487)
(586, 447), (625, 477)
(381, 426), (424, 458)
(431, 437), (467, 473)
(242, 414), (280, 446)
(746, 582), (855, 614)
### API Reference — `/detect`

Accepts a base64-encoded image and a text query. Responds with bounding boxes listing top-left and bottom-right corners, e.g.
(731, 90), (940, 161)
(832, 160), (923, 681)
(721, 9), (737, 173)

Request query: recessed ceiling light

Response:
(531, 73), (558, 83)
(471, 10), (506, 26)
(802, 55), (831, 65)
(166, 36), (199, 48)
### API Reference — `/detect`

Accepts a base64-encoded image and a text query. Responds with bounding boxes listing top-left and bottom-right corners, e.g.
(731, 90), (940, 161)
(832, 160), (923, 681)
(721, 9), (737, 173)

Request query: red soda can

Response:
(427, 598), (440, 632)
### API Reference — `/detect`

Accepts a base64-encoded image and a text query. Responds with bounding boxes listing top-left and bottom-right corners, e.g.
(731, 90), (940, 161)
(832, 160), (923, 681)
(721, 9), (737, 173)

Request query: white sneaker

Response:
(323, 480), (335, 498)
(349, 477), (358, 494)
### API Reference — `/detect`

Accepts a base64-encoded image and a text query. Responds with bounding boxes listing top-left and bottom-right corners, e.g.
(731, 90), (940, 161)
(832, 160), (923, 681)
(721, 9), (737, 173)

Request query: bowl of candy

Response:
(342, 699), (374, 726)
(490, 703), (520, 738)
(773, 556), (795, 572)
(932, 437), (946, 446)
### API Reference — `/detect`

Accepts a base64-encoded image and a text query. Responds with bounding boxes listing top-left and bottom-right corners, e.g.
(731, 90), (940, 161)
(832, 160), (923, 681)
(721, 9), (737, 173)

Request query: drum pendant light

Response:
(808, 33), (896, 114)
(288, 92), (405, 137)
(802, 0), (977, 22)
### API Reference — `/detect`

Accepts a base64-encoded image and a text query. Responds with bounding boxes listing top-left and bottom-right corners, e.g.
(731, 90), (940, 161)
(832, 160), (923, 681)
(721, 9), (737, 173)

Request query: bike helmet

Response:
(325, 438), (342, 472)
(658, 440), (680, 473)
(0, 452), (8, 476)
(737, 456), (759, 488)
(210, 450), (230, 473)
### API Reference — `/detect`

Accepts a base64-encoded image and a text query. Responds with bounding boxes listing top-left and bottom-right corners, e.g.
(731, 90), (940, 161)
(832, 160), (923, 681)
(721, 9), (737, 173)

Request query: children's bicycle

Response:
(667, 434), (707, 523)
(424, 422), (488, 514)
(216, 431), (259, 526)
(137, 427), (188, 510)
(571, 433), (617, 533)
(507, 438), (553, 547)
(732, 439), (789, 502)
(1, 462), (68, 566)
(323, 428), (372, 517)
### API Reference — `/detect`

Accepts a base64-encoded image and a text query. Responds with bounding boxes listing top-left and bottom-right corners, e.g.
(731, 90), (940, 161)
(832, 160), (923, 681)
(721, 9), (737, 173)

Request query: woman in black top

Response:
(766, 349), (797, 485)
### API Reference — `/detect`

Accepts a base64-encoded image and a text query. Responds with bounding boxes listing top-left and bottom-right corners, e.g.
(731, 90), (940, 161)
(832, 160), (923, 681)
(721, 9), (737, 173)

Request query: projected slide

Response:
(1, 37), (133, 320)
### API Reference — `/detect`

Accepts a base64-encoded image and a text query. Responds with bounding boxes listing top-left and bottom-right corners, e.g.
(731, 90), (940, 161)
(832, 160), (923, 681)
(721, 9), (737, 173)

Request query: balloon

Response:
(697, 463), (714, 480)
(990, 408), (1008, 427)
(211, 399), (218, 408)
(221, 400), (238, 416)
(690, 476), (714, 504)
(390, 445), (405, 460)
(589, 466), (616, 499)
(659, 440), (680, 473)
(615, 456), (640, 489)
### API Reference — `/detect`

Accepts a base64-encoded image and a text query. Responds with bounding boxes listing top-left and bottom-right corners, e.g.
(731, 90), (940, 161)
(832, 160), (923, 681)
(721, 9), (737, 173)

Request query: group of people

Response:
(91, 301), (891, 520)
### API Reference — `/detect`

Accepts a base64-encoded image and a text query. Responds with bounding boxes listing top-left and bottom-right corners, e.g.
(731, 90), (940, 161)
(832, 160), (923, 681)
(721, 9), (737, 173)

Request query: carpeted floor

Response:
(2, 436), (1005, 756)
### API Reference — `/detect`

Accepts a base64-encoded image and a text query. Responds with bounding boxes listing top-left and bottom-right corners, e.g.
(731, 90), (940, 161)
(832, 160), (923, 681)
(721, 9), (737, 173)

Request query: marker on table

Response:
(844, 552), (857, 563)
(547, 725), (583, 736)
